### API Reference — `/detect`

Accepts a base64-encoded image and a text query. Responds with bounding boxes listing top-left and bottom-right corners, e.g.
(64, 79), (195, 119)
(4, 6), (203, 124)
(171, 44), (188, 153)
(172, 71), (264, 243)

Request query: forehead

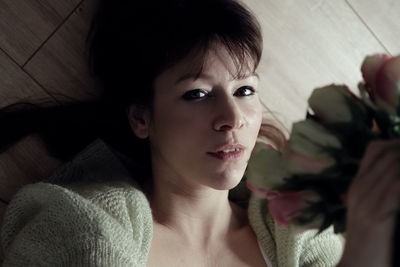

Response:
(167, 44), (257, 84)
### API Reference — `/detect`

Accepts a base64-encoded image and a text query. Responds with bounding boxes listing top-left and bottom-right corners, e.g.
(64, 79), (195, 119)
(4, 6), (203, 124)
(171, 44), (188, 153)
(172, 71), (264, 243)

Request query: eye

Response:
(234, 86), (255, 97)
(182, 89), (209, 101)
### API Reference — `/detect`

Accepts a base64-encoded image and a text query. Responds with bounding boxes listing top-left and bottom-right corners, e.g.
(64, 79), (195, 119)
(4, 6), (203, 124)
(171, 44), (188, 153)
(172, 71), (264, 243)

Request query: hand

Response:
(339, 140), (400, 267)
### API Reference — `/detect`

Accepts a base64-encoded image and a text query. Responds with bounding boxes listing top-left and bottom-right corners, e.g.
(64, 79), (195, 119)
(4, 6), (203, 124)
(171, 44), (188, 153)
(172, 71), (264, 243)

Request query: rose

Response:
(246, 179), (321, 227)
(283, 145), (336, 174)
(284, 120), (342, 174)
(268, 191), (307, 226)
(246, 54), (400, 237)
(308, 85), (369, 127)
(361, 54), (400, 116)
(246, 142), (288, 189)
(250, 189), (321, 227)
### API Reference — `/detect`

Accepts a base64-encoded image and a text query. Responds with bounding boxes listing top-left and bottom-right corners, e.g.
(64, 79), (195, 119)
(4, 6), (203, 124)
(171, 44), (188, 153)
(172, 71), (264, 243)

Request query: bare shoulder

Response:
(227, 202), (268, 266)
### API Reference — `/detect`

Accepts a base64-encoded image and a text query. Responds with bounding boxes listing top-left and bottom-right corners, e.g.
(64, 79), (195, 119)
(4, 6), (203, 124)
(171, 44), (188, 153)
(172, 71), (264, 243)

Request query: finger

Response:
(356, 150), (400, 203)
(351, 141), (400, 193)
(350, 146), (399, 202)
(378, 178), (400, 222)
(356, 140), (400, 182)
(345, 174), (400, 254)
(348, 169), (399, 224)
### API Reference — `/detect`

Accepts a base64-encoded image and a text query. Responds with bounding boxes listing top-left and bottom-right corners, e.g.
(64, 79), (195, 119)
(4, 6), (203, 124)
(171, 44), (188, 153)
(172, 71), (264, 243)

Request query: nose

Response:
(212, 96), (245, 132)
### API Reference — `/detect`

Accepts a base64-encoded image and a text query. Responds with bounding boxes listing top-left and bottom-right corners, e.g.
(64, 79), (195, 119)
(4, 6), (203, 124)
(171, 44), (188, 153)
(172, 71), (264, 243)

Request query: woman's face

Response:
(134, 44), (263, 191)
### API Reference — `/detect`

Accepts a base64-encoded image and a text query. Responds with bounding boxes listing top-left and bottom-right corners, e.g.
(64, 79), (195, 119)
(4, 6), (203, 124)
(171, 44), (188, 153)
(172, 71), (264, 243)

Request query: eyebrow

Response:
(174, 71), (259, 85)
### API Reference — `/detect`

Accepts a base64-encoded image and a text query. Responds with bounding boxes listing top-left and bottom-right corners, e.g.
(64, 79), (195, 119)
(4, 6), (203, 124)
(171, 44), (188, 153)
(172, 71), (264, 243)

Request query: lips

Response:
(207, 144), (245, 161)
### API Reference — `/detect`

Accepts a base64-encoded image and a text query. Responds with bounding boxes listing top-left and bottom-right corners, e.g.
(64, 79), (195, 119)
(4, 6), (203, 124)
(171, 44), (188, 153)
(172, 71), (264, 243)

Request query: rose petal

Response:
(308, 85), (366, 124)
(375, 55), (400, 108)
(268, 192), (303, 226)
(284, 146), (335, 174)
(268, 191), (321, 227)
(361, 54), (391, 92)
(246, 181), (280, 199)
(288, 120), (341, 160)
(247, 143), (288, 189)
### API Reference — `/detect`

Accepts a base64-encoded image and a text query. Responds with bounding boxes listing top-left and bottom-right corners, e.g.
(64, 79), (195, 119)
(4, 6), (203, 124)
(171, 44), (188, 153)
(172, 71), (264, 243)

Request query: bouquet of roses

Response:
(246, 54), (400, 262)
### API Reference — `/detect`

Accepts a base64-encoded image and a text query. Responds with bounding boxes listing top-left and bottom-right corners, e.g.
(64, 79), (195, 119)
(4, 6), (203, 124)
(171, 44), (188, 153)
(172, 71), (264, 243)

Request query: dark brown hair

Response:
(0, 0), (286, 183)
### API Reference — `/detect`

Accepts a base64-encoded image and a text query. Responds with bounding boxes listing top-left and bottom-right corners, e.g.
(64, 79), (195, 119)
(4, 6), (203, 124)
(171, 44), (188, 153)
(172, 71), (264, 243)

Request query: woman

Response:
(0, 0), (398, 266)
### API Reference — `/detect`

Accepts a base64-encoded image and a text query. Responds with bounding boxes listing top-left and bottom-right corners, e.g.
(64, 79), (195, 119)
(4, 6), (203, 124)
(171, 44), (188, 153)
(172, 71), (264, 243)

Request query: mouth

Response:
(207, 144), (245, 161)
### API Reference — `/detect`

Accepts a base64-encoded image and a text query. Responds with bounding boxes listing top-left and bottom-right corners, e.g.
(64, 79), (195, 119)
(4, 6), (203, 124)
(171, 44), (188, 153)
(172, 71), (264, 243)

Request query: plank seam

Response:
(20, 0), (87, 104)
(345, 0), (391, 55)
(22, 0), (86, 68)
(0, 46), (59, 106)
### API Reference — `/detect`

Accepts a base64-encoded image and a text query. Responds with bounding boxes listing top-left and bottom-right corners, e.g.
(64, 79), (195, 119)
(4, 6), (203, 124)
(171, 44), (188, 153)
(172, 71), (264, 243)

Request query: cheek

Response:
(245, 101), (263, 133)
(148, 100), (207, 146)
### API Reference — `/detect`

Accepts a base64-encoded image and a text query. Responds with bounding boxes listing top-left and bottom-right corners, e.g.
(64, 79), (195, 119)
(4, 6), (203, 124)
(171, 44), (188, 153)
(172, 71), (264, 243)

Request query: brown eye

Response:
(182, 89), (208, 100)
(234, 86), (255, 97)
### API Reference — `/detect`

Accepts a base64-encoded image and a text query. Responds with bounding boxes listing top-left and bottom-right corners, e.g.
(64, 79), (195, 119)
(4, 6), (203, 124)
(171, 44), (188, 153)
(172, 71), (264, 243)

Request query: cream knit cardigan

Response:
(1, 139), (343, 266)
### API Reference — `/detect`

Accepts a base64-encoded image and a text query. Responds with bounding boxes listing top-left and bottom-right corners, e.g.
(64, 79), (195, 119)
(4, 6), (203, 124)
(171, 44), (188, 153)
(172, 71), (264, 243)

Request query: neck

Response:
(149, 174), (246, 248)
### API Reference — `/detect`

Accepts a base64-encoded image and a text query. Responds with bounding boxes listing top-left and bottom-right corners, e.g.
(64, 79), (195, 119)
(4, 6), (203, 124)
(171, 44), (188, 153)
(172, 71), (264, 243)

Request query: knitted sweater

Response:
(1, 139), (343, 266)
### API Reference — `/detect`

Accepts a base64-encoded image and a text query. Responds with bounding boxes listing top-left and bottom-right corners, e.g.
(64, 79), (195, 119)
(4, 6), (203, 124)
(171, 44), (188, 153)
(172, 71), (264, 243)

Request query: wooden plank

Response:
(0, 0), (81, 66)
(0, 28), (60, 220)
(0, 200), (7, 264)
(346, 0), (400, 55)
(244, 0), (386, 132)
(0, 134), (61, 202)
(24, 0), (98, 102)
(0, 49), (54, 108)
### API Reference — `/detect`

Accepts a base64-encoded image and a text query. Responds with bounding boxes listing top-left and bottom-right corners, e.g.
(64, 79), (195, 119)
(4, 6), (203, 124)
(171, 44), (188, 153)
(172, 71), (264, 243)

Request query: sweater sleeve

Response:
(298, 227), (343, 267)
(1, 182), (153, 267)
(248, 195), (344, 267)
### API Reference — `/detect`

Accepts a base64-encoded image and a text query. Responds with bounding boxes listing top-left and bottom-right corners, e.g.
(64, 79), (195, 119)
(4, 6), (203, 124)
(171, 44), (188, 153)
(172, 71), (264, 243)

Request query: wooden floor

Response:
(0, 0), (399, 261)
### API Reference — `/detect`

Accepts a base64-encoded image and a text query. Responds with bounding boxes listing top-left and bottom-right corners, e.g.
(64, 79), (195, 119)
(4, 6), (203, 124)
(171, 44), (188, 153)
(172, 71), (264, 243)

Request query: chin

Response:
(209, 172), (244, 191)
